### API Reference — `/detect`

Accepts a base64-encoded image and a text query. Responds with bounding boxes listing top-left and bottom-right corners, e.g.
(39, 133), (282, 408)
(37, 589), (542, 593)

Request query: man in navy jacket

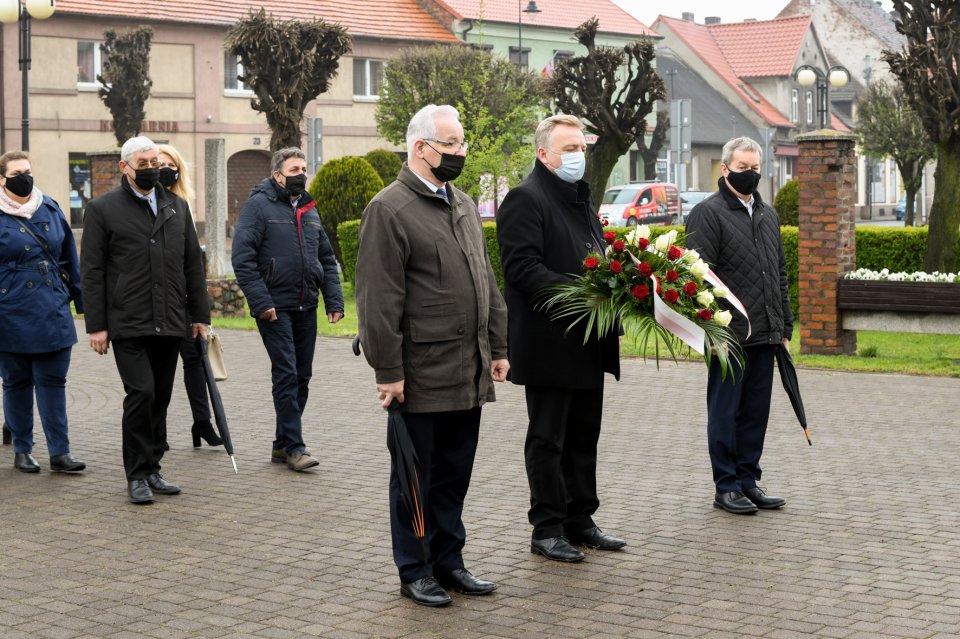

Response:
(232, 147), (343, 472)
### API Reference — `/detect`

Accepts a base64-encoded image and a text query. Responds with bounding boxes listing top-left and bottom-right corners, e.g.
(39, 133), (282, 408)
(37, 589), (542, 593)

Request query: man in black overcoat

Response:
(496, 114), (624, 563)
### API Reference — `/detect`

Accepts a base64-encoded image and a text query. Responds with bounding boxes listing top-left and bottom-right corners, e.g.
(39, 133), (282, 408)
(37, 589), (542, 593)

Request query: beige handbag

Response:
(207, 327), (228, 381)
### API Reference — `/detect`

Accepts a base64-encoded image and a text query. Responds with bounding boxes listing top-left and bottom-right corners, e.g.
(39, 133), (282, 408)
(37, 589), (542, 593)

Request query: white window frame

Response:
(77, 41), (104, 91)
(353, 58), (384, 102)
(224, 52), (254, 97)
(791, 89), (799, 123)
(805, 90), (814, 125)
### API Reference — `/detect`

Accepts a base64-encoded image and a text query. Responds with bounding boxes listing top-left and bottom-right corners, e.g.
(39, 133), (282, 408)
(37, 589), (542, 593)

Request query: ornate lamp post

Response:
(517, 0), (540, 68)
(794, 63), (850, 130)
(0, 0), (57, 151)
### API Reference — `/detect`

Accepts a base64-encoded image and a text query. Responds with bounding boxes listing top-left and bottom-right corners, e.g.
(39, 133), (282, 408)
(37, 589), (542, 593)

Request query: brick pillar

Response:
(796, 131), (858, 354)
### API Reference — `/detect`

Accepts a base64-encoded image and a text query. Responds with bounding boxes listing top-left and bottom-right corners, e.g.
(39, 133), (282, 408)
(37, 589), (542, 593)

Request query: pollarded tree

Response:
(640, 110), (669, 180)
(225, 9), (351, 151)
(855, 80), (935, 227)
(550, 18), (666, 210)
(98, 27), (153, 147)
(884, 1), (960, 270)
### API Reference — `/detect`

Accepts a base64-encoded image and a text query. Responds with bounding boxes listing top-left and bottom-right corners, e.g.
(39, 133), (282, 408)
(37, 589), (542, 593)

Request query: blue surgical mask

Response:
(554, 151), (585, 183)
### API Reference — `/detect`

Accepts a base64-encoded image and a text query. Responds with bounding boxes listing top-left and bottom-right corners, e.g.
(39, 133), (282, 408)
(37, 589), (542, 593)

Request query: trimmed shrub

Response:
(364, 149), (402, 186)
(309, 157), (383, 266)
(338, 219), (360, 283)
(773, 178), (799, 226)
(483, 222), (503, 291)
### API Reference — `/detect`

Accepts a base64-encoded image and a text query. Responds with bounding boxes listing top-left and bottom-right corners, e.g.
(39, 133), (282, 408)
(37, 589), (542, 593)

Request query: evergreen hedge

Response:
(309, 157), (383, 267)
(364, 149), (402, 186)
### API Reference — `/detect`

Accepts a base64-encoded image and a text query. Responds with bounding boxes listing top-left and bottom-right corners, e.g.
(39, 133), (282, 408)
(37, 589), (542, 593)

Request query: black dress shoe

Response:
(128, 479), (154, 504)
(146, 473), (181, 495)
(399, 577), (452, 607)
(714, 491), (759, 514)
(14, 452), (40, 473)
(743, 486), (786, 509)
(530, 536), (585, 562)
(50, 453), (86, 473)
(191, 420), (223, 448)
(435, 568), (497, 595)
(567, 526), (626, 550)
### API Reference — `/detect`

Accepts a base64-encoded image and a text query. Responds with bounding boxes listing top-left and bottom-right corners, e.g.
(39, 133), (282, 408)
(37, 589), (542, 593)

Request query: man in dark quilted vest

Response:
(685, 136), (794, 515)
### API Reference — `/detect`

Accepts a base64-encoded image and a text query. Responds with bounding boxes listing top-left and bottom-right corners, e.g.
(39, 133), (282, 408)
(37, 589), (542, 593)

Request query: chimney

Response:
(682, 12), (695, 22)
(705, 16), (721, 25)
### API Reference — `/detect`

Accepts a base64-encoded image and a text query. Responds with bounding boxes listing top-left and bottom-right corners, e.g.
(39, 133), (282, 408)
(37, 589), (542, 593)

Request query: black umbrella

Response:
(386, 398), (428, 560)
(776, 343), (812, 446)
(195, 335), (239, 472)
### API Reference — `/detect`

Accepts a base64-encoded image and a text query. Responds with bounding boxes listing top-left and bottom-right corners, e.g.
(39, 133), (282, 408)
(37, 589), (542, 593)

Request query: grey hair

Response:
(535, 114), (584, 151)
(721, 137), (763, 166)
(271, 147), (306, 173)
(406, 104), (460, 159)
(120, 136), (158, 163)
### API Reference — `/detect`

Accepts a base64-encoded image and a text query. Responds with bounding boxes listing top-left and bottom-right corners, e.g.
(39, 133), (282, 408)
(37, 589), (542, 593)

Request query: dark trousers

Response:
(706, 345), (776, 493)
(0, 347), (73, 457)
(256, 309), (317, 454)
(389, 407), (481, 583)
(524, 385), (603, 540)
(112, 336), (181, 480)
(179, 336), (211, 424)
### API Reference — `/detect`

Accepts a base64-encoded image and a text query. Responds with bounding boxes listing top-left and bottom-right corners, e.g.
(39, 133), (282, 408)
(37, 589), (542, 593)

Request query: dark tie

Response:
(436, 186), (447, 202)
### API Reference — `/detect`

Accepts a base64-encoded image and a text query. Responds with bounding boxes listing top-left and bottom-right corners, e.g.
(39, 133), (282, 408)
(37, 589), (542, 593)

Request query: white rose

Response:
(696, 291), (715, 307)
(636, 224), (651, 240)
(654, 234), (672, 253)
(666, 229), (678, 245)
(714, 310), (733, 327)
(690, 259), (709, 281)
(682, 248), (700, 264)
(625, 229), (637, 245)
(712, 285), (728, 298)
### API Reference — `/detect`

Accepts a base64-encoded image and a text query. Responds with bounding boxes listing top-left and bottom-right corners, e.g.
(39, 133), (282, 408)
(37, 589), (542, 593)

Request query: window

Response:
(509, 46), (530, 69)
(67, 153), (92, 226)
(805, 91), (814, 125)
(224, 52), (252, 94)
(77, 41), (104, 88)
(791, 89), (799, 123)
(353, 58), (384, 99)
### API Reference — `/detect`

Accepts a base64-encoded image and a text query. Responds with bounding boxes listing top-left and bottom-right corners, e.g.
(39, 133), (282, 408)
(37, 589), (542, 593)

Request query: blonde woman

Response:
(157, 145), (221, 449)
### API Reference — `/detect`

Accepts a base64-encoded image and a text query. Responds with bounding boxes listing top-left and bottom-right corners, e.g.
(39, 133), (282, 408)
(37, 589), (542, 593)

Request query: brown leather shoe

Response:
(286, 451), (319, 472)
(271, 448), (287, 464)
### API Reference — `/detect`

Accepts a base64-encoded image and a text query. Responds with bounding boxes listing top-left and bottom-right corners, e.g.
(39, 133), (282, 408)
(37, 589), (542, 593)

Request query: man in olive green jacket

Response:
(356, 104), (509, 608)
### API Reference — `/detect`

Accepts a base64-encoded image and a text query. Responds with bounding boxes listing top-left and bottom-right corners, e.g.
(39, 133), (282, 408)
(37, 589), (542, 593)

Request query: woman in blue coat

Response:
(0, 150), (86, 473)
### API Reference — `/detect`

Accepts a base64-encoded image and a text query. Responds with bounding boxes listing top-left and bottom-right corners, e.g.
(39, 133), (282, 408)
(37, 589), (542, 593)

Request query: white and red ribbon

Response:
(704, 267), (751, 340)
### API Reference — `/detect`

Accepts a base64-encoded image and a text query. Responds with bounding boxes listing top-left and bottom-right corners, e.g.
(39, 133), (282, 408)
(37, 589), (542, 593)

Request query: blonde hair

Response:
(158, 144), (195, 204)
(535, 114), (584, 151)
(0, 150), (29, 176)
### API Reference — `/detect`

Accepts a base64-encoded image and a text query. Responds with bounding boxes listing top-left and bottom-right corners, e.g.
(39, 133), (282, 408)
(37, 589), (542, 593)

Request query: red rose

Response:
(602, 219), (609, 226)
(631, 284), (650, 300)
(668, 245), (683, 261)
(638, 262), (653, 277)
(682, 281), (697, 296)
(664, 289), (679, 304)
(666, 269), (679, 283)
(612, 239), (625, 252)
(603, 231), (616, 244)
(638, 238), (650, 250)
(609, 260), (623, 273)
(584, 256), (599, 270)
(698, 309), (713, 321)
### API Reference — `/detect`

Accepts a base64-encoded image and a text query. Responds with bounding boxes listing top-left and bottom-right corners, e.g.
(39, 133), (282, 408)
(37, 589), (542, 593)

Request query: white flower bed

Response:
(844, 268), (960, 283)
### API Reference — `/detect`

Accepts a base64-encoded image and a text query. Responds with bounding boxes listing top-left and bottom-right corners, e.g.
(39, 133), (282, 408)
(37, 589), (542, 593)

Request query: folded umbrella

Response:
(196, 336), (239, 472)
(386, 398), (427, 561)
(776, 343), (812, 446)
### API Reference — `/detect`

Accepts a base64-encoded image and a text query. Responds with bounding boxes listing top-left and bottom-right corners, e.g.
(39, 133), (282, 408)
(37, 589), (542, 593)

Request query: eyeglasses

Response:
(424, 138), (468, 153)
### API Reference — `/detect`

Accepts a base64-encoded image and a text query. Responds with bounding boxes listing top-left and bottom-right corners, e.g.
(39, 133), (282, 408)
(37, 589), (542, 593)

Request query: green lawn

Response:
(213, 281), (960, 378)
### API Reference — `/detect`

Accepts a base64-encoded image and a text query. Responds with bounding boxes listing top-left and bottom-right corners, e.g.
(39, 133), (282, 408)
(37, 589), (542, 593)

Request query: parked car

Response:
(679, 190), (712, 223)
(598, 182), (681, 227)
(893, 194), (917, 221)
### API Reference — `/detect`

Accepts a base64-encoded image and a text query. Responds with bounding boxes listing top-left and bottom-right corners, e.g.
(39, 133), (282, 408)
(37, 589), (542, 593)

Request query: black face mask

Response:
(132, 167), (161, 191)
(4, 173), (33, 197)
(429, 152), (465, 183)
(158, 167), (179, 188)
(726, 168), (761, 196)
(283, 173), (307, 196)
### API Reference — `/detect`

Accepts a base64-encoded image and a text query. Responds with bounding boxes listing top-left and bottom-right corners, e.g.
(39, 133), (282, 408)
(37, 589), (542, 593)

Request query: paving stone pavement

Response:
(1, 321), (959, 639)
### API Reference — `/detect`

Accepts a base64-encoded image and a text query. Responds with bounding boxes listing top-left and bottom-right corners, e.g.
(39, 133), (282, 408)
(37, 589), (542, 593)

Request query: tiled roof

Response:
(653, 15), (793, 128)
(54, 0), (460, 42)
(708, 16), (812, 78)
(438, 0), (658, 38)
(779, 0), (904, 50)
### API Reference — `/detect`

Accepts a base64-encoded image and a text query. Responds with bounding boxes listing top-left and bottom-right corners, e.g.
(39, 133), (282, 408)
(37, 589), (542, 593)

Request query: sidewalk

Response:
(0, 323), (958, 638)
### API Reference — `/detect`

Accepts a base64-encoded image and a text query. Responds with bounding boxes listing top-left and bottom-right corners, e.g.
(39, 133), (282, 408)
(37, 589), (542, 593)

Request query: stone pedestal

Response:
(796, 130), (858, 355)
(206, 278), (246, 318)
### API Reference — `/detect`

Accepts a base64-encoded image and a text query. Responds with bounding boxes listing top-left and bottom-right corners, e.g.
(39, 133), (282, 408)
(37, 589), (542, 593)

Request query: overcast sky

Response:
(613, 0), (896, 27)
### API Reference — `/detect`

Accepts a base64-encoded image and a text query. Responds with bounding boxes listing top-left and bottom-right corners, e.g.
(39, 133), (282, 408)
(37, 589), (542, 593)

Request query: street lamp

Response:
(0, 0), (56, 151)
(517, 0), (540, 68)
(794, 63), (850, 130)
